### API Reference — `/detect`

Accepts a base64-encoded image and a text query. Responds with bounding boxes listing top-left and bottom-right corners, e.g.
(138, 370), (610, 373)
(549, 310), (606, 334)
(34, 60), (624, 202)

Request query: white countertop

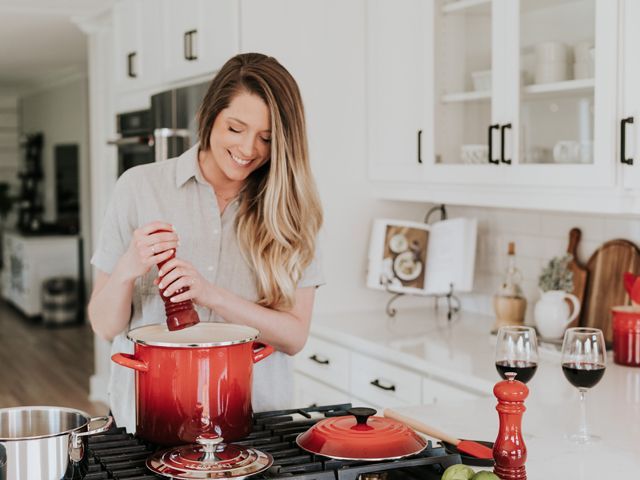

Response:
(311, 307), (640, 477)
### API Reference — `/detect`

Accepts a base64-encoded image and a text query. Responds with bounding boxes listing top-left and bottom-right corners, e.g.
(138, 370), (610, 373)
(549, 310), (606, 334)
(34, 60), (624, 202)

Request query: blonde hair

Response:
(198, 53), (322, 310)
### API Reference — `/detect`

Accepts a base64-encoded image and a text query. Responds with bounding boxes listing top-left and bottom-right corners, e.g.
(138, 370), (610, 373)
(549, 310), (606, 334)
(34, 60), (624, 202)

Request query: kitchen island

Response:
(308, 307), (640, 477)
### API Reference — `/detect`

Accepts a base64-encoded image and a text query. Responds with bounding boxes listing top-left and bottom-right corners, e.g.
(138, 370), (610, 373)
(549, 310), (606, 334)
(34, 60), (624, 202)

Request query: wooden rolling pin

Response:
(384, 408), (493, 459)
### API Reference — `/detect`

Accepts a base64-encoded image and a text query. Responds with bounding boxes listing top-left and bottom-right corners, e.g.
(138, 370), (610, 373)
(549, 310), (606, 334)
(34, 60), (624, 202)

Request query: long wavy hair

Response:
(197, 53), (322, 310)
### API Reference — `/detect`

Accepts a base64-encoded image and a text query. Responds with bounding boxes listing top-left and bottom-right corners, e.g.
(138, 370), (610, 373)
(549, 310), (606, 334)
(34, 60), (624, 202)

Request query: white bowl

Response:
(535, 61), (569, 84)
(535, 41), (569, 63)
(471, 70), (491, 92)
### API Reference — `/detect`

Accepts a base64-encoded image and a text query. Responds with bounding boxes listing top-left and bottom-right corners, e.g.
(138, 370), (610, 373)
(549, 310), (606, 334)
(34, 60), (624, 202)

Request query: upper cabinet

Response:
(160, 0), (239, 83)
(112, 0), (239, 93)
(368, 0), (640, 212)
(112, 0), (162, 91)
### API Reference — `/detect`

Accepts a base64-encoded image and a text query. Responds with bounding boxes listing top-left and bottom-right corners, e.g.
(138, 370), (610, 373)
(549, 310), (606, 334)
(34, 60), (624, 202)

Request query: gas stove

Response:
(83, 403), (461, 479)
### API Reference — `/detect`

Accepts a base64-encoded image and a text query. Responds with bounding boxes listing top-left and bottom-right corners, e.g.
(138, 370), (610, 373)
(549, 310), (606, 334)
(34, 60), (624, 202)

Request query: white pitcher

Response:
(534, 290), (581, 339)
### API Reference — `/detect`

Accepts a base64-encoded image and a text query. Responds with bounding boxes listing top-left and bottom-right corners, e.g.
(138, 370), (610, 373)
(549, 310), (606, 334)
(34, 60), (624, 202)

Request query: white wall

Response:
(20, 77), (92, 301)
(0, 93), (20, 191)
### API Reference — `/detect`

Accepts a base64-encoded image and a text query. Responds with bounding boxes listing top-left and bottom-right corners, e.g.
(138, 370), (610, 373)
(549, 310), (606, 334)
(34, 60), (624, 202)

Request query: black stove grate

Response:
(85, 403), (461, 479)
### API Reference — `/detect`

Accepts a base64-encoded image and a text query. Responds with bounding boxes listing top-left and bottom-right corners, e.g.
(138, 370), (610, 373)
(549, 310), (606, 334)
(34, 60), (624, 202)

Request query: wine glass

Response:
(495, 326), (539, 384)
(561, 327), (606, 444)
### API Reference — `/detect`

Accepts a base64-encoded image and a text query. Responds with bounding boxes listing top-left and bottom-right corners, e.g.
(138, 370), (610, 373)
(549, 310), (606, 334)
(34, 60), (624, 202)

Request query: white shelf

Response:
(523, 78), (595, 99)
(442, 0), (491, 14)
(441, 90), (491, 103)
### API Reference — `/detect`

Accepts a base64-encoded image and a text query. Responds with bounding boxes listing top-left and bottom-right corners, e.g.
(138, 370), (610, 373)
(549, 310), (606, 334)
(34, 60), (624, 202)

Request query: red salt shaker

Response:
(153, 230), (200, 331)
(493, 371), (528, 480)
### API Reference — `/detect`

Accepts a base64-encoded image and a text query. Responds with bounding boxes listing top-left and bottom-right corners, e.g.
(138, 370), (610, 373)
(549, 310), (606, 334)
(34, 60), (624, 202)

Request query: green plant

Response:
(538, 254), (574, 292)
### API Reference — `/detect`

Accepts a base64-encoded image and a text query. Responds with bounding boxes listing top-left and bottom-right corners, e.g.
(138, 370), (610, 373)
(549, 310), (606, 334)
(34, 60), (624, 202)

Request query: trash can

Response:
(41, 277), (78, 326)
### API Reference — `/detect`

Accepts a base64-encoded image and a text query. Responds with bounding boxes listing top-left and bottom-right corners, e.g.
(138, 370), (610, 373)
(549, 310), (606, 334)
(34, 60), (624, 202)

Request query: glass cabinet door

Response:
(502, 0), (617, 187)
(433, 0), (495, 167)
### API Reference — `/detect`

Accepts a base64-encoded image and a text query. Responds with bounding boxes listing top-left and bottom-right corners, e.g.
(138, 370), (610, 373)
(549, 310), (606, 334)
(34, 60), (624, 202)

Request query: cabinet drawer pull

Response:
(184, 29), (198, 61)
(309, 354), (330, 365)
(500, 123), (512, 164)
(370, 378), (396, 391)
(417, 129), (422, 164)
(127, 52), (137, 78)
(621, 117), (634, 165)
(488, 124), (500, 164)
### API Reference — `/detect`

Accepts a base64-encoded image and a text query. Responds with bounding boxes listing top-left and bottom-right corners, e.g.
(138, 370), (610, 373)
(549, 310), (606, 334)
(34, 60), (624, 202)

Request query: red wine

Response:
(562, 362), (606, 389)
(495, 360), (538, 384)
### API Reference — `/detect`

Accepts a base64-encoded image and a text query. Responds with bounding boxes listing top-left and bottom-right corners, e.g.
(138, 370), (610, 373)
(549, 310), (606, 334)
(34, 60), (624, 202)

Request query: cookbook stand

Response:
(384, 204), (461, 320)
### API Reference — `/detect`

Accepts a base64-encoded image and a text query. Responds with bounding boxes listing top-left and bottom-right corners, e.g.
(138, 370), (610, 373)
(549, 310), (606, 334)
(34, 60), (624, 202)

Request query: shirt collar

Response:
(175, 143), (207, 188)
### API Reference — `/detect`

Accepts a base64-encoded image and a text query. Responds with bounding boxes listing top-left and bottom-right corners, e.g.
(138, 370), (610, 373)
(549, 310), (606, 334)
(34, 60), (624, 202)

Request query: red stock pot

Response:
(112, 323), (274, 446)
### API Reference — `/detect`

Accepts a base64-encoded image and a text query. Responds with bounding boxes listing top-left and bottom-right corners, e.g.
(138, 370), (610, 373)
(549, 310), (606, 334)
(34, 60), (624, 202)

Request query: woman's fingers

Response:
(150, 248), (174, 266)
(162, 273), (195, 297)
(139, 221), (174, 236)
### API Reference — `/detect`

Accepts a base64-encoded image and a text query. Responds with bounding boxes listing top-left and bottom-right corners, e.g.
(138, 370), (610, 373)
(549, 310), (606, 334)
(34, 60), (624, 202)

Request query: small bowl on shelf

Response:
(471, 70), (492, 92)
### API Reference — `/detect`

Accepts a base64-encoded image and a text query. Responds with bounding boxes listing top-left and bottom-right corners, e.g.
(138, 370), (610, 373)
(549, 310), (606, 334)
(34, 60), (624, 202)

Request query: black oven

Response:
(108, 109), (154, 176)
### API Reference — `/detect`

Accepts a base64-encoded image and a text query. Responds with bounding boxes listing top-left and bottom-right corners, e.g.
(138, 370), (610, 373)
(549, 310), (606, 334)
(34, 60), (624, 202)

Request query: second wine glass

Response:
(495, 326), (539, 384)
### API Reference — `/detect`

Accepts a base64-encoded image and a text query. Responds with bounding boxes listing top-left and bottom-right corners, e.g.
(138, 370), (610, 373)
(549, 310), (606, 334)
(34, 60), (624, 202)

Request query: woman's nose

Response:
(238, 135), (256, 158)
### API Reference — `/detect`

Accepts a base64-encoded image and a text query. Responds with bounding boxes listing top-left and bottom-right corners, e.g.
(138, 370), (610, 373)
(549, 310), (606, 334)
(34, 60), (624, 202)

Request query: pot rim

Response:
(127, 322), (260, 348)
(0, 405), (90, 442)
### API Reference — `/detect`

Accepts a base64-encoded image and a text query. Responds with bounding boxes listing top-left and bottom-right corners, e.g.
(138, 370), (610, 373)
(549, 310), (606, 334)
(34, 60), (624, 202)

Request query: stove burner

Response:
(84, 403), (461, 479)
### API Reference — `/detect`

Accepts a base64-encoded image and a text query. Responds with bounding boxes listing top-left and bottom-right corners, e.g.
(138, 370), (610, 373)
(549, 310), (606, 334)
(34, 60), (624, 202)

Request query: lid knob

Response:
(348, 407), (377, 425)
(196, 433), (224, 462)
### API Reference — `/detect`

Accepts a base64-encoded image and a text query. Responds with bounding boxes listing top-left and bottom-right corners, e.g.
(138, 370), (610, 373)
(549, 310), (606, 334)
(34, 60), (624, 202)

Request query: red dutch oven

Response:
(112, 322), (274, 446)
(297, 407), (427, 461)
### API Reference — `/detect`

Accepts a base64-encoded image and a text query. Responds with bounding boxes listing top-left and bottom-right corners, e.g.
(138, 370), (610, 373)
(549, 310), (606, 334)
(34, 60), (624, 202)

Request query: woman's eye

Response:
(261, 137), (271, 143)
(228, 127), (241, 133)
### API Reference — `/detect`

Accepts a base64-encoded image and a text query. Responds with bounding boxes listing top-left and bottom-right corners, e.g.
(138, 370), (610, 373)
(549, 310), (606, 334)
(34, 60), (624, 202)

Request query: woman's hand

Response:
(120, 221), (179, 281)
(156, 257), (218, 307)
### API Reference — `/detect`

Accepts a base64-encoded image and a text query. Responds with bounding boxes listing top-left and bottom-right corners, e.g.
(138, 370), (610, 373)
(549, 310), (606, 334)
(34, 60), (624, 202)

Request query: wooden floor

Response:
(0, 301), (108, 416)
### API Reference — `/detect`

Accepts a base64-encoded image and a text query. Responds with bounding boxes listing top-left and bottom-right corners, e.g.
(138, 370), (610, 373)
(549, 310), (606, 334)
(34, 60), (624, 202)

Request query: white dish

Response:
(393, 251), (422, 281)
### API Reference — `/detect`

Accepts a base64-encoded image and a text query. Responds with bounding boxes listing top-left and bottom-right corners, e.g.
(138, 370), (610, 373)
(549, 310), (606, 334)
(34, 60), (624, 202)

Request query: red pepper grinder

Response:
(154, 230), (200, 331)
(493, 371), (529, 480)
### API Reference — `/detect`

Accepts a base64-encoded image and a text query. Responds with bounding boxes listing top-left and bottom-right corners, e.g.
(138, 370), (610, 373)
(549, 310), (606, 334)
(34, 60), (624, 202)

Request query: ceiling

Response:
(0, 0), (117, 90)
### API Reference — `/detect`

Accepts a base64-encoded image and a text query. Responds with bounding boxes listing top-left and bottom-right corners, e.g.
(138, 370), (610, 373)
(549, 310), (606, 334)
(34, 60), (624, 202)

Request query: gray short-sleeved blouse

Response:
(91, 144), (324, 433)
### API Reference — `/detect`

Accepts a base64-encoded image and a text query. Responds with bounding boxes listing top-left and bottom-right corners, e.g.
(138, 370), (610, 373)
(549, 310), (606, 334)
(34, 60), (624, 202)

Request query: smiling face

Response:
(204, 91), (272, 187)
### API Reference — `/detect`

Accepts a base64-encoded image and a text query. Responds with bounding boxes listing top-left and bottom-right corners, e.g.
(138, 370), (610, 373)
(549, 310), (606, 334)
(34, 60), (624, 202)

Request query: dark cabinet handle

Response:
(184, 29), (198, 61)
(309, 354), (329, 365)
(370, 378), (396, 391)
(417, 129), (422, 164)
(500, 123), (512, 164)
(488, 124), (500, 164)
(621, 117), (634, 165)
(127, 52), (137, 78)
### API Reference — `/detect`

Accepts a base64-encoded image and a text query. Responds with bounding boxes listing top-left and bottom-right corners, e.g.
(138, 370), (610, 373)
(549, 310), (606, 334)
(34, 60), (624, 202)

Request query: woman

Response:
(88, 53), (323, 433)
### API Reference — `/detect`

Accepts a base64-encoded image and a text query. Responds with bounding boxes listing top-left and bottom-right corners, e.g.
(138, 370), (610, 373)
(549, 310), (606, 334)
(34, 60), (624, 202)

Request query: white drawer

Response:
(422, 376), (484, 405)
(295, 336), (349, 391)
(350, 352), (421, 407)
(293, 372), (351, 409)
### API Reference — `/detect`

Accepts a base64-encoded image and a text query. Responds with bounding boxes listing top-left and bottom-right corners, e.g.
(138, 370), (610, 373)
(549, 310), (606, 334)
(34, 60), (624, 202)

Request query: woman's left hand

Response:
(156, 258), (215, 307)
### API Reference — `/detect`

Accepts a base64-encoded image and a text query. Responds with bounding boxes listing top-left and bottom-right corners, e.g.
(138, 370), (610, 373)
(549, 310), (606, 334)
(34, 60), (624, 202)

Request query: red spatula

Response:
(384, 408), (494, 459)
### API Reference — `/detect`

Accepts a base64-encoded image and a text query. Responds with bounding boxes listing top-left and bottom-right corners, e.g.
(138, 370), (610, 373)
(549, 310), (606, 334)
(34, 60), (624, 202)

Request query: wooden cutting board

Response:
(580, 239), (640, 344)
(566, 228), (588, 328)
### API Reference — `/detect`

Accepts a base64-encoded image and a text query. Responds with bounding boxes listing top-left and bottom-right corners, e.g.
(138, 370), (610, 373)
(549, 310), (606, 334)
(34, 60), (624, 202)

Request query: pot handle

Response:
(252, 342), (275, 363)
(111, 353), (148, 372)
(69, 416), (113, 462)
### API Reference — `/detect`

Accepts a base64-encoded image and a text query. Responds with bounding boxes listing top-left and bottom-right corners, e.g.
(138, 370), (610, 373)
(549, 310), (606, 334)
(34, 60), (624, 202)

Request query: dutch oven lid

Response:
(147, 433), (273, 479)
(128, 322), (259, 348)
(296, 407), (427, 461)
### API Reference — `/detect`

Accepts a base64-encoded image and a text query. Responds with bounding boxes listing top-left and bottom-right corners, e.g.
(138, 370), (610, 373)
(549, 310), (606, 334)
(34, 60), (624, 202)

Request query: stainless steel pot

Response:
(0, 406), (112, 480)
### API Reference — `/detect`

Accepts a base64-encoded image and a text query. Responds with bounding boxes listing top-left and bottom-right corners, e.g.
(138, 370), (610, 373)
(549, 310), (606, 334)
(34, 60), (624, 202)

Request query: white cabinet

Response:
(160, 0), (239, 83)
(112, 0), (162, 92)
(367, 0), (638, 210)
(294, 332), (485, 410)
(1, 232), (79, 317)
(366, 0), (430, 182)
(620, 0), (640, 189)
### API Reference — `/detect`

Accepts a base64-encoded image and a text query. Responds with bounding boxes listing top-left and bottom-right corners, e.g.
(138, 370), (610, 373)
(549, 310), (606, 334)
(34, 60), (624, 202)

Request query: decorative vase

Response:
(533, 290), (580, 339)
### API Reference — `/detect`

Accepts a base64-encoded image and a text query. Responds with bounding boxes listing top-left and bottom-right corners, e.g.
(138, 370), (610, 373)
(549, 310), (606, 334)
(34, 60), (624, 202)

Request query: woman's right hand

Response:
(121, 221), (179, 280)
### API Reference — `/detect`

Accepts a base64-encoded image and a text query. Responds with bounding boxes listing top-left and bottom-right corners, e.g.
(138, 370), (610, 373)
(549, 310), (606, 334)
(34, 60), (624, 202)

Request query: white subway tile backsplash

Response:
(450, 205), (639, 317)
